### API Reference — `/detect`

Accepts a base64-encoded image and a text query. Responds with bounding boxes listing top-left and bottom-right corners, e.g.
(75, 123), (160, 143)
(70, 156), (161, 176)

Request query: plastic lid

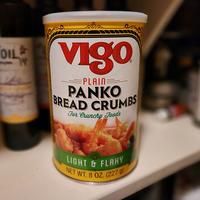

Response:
(43, 11), (147, 24)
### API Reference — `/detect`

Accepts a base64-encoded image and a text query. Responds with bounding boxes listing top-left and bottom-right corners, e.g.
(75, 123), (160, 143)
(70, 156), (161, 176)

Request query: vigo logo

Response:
(58, 41), (133, 75)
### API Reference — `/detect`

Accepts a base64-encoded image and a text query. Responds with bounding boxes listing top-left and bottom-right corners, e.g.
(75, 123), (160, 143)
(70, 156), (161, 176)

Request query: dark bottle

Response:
(175, 35), (200, 127)
(0, 0), (40, 150)
(106, 0), (128, 11)
(188, 57), (200, 127)
(34, 0), (60, 132)
(194, 58), (200, 126)
(74, 0), (92, 11)
(176, 42), (194, 108)
(92, 0), (106, 10)
(143, 41), (178, 110)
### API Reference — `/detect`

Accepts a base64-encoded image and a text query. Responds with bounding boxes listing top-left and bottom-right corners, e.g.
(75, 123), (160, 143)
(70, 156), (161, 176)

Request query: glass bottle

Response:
(0, 0), (40, 150)
(34, 0), (60, 131)
(74, 0), (92, 11)
(106, 0), (128, 11)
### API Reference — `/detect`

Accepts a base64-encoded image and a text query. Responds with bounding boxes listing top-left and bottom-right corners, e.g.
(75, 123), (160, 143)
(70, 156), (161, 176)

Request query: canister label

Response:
(0, 38), (38, 123)
(46, 22), (144, 182)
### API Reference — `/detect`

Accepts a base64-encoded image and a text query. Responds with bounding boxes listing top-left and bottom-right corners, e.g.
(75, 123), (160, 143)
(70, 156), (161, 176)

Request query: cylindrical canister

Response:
(43, 11), (147, 182)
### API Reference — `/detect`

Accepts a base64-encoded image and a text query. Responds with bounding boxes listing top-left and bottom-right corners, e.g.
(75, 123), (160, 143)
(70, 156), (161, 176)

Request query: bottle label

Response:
(45, 21), (145, 182)
(0, 38), (38, 123)
(34, 37), (49, 109)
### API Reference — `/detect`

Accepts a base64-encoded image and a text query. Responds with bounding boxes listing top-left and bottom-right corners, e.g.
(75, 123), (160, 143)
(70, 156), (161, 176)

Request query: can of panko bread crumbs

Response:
(43, 11), (147, 183)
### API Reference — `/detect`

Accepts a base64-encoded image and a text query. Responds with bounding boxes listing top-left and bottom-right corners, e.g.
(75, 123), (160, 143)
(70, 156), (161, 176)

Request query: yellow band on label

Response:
(54, 159), (137, 182)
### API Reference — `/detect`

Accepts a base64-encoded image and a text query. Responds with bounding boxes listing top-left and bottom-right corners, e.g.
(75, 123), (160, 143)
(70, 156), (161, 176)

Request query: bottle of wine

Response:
(34, 0), (60, 132)
(74, 0), (92, 11)
(0, 0), (40, 150)
(189, 56), (200, 127)
(92, 0), (106, 10)
(106, 0), (128, 11)
(143, 40), (178, 110)
(194, 58), (200, 126)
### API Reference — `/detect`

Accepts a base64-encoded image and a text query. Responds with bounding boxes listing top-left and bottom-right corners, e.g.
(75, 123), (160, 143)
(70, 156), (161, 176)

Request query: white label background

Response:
(0, 38), (38, 120)
(49, 37), (140, 126)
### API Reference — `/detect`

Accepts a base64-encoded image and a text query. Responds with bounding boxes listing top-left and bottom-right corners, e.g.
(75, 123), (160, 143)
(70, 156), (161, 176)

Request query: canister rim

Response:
(43, 11), (147, 24)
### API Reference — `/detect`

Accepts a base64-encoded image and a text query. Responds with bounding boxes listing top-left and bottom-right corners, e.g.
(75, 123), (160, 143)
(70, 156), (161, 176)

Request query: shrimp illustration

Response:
(53, 120), (63, 132)
(106, 117), (127, 139)
(64, 124), (93, 143)
(96, 132), (123, 156)
(54, 118), (135, 156)
(55, 128), (74, 152)
(119, 122), (135, 150)
(73, 141), (86, 156)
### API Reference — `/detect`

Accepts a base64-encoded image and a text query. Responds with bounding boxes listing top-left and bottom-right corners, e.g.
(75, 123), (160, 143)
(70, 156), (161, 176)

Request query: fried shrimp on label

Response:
(96, 133), (123, 156)
(54, 118), (135, 156)
(81, 132), (99, 155)
(55, 128), (74, 152)
(106, 117), (127, 139)
(119, 121), (135, 149)
(94, 118), (107, 131)
(53, 120), (63, 132)
(64, 124), (92, 143)
(72, 140), (86, 156)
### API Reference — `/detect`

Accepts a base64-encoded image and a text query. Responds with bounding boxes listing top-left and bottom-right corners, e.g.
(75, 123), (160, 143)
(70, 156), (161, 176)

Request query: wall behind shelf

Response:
(24, 0), (74, 10)
(24, 0), (183, 57)
(128, 0), (183, 57)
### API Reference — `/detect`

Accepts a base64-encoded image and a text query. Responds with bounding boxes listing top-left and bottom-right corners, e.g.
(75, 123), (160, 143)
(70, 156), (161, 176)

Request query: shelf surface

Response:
(0, 113), (200, 200)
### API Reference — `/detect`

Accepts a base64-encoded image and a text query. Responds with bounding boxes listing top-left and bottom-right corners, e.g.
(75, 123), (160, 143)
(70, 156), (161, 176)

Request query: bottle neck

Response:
(36, 0), (58, 9)
(74, 0), (92, 10)
(107, 0), (127, 10)
(36, 0), (60, 14)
